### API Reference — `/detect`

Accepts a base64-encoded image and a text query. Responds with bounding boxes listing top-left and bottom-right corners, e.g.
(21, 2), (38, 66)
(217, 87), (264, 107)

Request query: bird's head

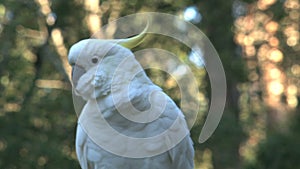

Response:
(68, 26), (148, 100)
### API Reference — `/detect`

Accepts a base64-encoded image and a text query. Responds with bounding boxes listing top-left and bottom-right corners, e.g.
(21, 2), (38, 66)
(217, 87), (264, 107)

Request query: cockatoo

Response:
(68, 27), (194, 169)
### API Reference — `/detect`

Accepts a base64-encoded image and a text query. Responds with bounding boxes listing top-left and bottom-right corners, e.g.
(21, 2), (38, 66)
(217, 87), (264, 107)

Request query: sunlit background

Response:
(0, 0), (299, 169)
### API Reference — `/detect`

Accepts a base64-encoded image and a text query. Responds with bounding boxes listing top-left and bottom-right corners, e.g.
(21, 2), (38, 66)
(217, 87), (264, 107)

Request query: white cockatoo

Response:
(68, 27), (194, 169)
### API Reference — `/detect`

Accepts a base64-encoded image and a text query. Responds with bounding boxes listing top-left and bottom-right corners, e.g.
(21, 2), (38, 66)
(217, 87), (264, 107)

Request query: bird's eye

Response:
(91, 57), (98, 64)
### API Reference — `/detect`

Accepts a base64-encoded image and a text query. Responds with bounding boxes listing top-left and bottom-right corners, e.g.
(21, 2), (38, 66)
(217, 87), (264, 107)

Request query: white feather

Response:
(70, 39), (195, 169)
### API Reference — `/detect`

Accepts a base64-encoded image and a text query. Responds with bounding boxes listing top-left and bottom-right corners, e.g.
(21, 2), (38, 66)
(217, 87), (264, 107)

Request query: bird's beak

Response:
(72, 65), (86, 87)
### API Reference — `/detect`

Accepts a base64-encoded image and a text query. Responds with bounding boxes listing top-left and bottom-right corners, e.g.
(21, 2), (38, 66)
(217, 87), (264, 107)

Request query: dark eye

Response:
(91, 57), (98, 64)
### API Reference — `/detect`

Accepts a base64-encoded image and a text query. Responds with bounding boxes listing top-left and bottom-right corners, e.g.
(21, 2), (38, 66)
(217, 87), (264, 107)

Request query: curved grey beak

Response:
(72, 65), (86, 87)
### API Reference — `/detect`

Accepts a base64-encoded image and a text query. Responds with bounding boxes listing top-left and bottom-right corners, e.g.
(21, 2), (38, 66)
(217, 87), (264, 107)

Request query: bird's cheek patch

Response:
(92, 71), (108, 87)
(91, 71), (112, 98)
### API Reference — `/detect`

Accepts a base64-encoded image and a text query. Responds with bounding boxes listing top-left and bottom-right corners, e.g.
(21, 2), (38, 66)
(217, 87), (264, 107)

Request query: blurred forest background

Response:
(0, 0), (300, 168)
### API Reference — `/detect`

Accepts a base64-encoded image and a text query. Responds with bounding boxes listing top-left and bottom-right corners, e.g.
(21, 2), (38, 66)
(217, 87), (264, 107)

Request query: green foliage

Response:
(247, 113), (300, 169)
